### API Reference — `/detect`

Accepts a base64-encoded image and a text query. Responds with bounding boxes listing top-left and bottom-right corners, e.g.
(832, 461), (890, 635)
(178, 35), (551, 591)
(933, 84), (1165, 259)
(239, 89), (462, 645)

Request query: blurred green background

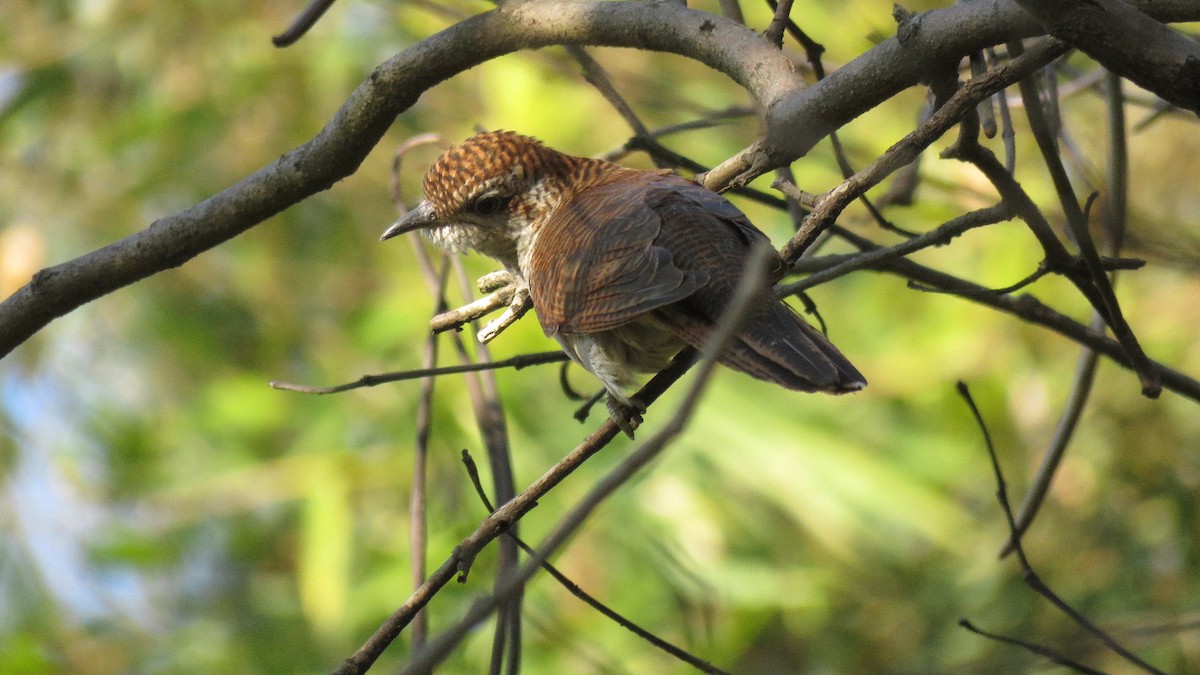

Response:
(3, 1), (1200, 673)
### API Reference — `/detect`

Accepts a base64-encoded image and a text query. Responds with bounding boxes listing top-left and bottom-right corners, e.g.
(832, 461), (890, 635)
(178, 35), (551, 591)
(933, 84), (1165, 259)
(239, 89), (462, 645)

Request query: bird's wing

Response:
(529, 173), (717, 336)
(531, 171), (865, 391)
(645, 178), (865, 392)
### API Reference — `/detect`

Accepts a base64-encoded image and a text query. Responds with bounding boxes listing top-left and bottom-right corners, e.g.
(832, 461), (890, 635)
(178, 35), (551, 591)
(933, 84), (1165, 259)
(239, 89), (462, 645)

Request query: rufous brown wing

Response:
(529, 170), (865, 394)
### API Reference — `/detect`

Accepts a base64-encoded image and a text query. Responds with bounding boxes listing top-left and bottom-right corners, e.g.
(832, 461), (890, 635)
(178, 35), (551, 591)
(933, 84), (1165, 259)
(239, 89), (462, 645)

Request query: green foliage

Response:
(2, 1), (1199, 673)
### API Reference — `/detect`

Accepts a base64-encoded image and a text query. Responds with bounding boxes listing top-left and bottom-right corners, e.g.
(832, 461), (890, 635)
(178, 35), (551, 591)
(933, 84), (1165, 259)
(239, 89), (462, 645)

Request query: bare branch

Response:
(706, 0), (1200, 188)
(956, 382), (1167, 674)
(748, 0), (1190, 168)
(429, 286), (516, 334)
(1001, 71), (1131, 557)
(1007, 41), (1159, 396)
(268, 351), (568, 394)
(762, 0), (794, 49)
(409, 253), (451, 653)
(777, 204), (1014, 296)
(459, 450), (732, 675)
(1010, 0), (1200, 113)
(777, 38), (1068, 263)
(330, 344), (699, 675)
(273, 0), (339, 47)
(958, 619), (1107, 674)
(827, 227), (1200, 403)
(999, 316), (1101, 558)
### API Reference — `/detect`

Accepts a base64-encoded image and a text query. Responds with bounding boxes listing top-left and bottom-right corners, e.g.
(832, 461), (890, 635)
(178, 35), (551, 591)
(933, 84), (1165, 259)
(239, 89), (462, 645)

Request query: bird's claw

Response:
(606, 394), (645, 439)
(477, 313), (511, 344)
(476, 282), (531, 344)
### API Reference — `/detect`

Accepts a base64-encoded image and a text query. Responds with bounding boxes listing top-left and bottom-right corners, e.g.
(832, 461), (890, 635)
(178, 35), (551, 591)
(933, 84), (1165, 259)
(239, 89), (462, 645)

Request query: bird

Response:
(382, 130), (865, 437)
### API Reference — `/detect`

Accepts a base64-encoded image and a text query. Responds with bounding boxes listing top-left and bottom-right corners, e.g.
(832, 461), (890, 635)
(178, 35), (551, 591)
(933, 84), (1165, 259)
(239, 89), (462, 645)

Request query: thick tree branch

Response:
(0, 2), (798, 360)
(706, 0), (1200, 187)
(1010, 0), (1200, 114)
(4, 0), (1199, 359)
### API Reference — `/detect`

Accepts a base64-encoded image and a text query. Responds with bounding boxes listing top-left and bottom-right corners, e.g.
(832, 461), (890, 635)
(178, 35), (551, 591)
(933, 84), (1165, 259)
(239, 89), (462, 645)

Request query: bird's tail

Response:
(714, 301), (865, 394)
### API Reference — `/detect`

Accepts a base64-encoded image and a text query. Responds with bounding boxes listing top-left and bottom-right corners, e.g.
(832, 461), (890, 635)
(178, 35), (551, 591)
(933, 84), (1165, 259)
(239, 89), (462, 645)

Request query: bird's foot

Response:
(606, 394), (645, 439)
(429, 273), (517, 335)
(477, 282), (531, 344)
(476, 270), (515, 294)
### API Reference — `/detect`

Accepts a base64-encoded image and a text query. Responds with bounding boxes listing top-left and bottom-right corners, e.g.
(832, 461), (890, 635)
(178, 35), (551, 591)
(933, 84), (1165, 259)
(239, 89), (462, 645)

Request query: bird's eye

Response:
(472, 194), (507, 216)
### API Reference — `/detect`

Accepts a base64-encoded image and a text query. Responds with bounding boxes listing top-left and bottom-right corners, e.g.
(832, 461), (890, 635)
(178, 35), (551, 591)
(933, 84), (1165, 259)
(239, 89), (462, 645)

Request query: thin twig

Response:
(330, 344), (700, 675)
(970, 50), (998, 138)
(445, 258), (522, 675)
(269, 352), (569, 394)
(772, 166), (810, 243)
(777, 203), (1012, 296)
(909, 265), (1050, 297)
(958, 619), (1106, 674)
(410, 256), (450, 650)
(999, 315), (1101, 558)
(822, 226), (1200, 403)
(947, 127), (1163, 405)
(956, 382), (1167, 675)
(391, 133), (451, 653)
(875, 102), (928, 209)
(459, 450), (732, 674)
(1009, 41), (1159, 397)
(765, 0), (824, 76)
(1001, 71), (1129, 557)
(430, 287), (515, 334)
(600, 107), (756, 162)
(272, 0), (338, 47)
(779, 38), (1068, 263)
(1101, 71), (1129, 253)
(566, 46), (668, 169)
(762, 0), (793, 49)
(405, 182), (462, 675)
(984, 48), (1018, 172)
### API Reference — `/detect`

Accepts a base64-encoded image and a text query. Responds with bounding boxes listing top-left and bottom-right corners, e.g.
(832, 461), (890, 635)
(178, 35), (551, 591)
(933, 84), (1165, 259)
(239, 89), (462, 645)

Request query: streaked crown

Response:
(422, 130), (567, 221)
(412, 131), (634, 269)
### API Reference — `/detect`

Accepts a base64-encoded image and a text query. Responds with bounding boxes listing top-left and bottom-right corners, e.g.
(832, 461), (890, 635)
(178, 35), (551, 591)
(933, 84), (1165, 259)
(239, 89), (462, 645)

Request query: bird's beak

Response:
(381, 201), (439, 241)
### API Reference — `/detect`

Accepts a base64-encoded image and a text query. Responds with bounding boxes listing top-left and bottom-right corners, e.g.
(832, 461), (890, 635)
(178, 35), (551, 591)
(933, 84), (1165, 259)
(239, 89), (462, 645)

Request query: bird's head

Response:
(381, 130), (572, 269)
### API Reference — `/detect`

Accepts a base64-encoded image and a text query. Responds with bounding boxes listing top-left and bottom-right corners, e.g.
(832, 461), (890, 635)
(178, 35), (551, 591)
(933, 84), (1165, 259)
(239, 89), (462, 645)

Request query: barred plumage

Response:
(383, 131), (865, 436)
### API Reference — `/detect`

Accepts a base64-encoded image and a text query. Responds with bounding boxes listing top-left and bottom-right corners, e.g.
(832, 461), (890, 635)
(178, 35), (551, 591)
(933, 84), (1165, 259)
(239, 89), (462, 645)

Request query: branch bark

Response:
(1010, 0), (1200, 114)
(709, 0), (1200, 186)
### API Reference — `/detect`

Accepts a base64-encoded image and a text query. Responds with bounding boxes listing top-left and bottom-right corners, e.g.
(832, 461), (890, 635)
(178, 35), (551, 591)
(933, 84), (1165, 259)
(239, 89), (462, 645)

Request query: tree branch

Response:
(5, 0), (1198, 359)
(706, 0), (1200, 187)
(776, 37), (1067, 263)
(331, 346), (700, 675)
(828, 227), (1200, 403)
(1010, 0), (1200, 114)
(0, 1), (799, 360)
(268, 351), (568, 394)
